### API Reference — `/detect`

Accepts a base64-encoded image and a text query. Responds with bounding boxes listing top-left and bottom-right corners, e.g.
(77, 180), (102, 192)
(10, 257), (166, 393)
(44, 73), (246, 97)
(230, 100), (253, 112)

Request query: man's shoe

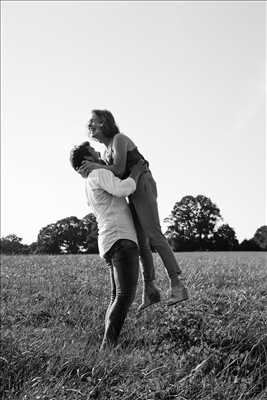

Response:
(167, 282), (188, 306)
(138, 282), (161, 313)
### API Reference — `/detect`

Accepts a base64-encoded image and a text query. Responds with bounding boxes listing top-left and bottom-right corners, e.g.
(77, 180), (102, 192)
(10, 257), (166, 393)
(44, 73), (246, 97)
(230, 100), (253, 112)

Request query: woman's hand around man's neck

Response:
(78, 160), (109, 178)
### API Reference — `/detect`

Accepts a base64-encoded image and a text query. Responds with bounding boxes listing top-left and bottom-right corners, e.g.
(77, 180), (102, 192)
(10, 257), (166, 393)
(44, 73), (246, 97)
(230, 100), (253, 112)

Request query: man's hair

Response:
(92, 109), (120, 138)
(70, 141), (93, 171)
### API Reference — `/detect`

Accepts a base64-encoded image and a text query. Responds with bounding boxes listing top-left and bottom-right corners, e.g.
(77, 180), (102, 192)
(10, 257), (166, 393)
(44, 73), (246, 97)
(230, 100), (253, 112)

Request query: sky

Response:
(1, 1), (266, 244)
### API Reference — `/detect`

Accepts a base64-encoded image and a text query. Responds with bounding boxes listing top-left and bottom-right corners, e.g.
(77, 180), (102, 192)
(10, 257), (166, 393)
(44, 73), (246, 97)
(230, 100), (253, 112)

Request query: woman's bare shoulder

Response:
(113, 133), (136, 148)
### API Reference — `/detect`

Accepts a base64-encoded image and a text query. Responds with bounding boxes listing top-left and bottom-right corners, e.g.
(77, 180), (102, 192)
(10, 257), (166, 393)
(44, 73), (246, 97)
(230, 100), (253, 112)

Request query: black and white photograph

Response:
(1, 1), (266, 399)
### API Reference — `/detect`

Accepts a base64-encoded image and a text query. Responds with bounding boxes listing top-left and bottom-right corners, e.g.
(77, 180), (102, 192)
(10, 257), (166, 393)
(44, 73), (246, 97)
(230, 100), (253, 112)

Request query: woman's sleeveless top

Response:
(106, 146), (149, 179)
(124, 147), (149, 178)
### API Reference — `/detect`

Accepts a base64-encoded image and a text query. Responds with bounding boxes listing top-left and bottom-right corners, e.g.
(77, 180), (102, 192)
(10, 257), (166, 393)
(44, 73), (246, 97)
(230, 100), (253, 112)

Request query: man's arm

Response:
(95, 160), (147, 197)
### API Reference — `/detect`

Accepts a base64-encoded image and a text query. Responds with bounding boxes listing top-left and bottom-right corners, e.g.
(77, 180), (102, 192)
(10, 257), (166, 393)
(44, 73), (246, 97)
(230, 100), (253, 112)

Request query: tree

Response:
(37, 223), (62, 254)
(82, 214), (99, 254)
(253, 225), (267, 250)
(37, 216), (85, 254)
(238, 239), (261, 251)
(36, 214), (99, 254)
(213, 224), (239, 251)
(0, 234), (28, 254)
(165, 195), (222, 251)
(27, 242), (38, 254)
(57, 216), (88, 254)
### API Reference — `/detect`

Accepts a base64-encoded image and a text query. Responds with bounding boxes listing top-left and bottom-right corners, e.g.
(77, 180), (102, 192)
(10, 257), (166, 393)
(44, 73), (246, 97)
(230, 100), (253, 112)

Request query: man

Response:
(70, 141), (147, 350)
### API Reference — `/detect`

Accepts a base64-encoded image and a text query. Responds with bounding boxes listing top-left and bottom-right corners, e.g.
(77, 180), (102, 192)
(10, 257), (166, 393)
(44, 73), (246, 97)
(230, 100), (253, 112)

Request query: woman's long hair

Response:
(92, 109), (120, 138)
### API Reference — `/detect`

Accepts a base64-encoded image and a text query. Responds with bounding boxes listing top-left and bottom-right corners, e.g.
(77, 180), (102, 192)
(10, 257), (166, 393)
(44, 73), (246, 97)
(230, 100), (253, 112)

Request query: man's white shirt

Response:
(85, 169), (138, 257)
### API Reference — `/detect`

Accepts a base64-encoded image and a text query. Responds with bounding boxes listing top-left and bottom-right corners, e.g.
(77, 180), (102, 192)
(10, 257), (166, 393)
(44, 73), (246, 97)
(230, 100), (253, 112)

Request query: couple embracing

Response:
(70, 109), (188, 351)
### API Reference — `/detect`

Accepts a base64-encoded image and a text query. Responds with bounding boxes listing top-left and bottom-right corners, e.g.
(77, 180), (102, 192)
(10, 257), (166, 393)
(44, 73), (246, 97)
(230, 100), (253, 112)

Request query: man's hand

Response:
(78, 161), (102, 178)
(130, 160), (148, 182)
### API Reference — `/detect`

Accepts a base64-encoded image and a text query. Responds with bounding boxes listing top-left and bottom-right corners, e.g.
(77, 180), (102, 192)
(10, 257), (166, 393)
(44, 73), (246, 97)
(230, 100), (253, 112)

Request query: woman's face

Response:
(88, 112), (104, 142)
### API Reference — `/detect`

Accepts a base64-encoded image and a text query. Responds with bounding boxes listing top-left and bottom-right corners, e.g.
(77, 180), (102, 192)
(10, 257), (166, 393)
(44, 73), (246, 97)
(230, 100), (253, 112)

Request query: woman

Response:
(80, 109), (188, 310)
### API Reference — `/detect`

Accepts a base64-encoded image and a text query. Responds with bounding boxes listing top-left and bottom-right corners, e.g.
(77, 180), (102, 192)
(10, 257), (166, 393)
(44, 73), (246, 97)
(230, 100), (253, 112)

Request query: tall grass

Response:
(1, 252), (267, 399)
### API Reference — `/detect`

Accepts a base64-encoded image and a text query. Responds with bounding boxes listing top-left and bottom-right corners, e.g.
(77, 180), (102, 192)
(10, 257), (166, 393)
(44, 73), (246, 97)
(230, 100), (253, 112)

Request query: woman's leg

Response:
(128, 202), (155, 282)
(131, 172), (188, 304)
(129, 202), (161, 311)
(101, 240), (139, 349)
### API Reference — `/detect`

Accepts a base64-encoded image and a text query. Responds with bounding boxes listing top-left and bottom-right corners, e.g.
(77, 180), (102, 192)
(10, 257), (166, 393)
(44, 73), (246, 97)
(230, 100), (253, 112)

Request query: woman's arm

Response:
(105, 134), (129, 178)
(78, 161), (109, 177)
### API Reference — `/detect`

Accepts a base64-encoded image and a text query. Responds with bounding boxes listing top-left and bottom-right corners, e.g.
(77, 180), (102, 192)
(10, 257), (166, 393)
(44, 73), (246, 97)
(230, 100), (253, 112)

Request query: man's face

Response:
(76, 144), (100, 178)
(88, 112), (104, 141)
(85, 143), (100, 161)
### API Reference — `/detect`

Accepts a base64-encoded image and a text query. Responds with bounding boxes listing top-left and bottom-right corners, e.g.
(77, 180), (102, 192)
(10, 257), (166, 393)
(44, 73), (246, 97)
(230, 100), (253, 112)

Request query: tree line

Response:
(1, 195), (266, 255)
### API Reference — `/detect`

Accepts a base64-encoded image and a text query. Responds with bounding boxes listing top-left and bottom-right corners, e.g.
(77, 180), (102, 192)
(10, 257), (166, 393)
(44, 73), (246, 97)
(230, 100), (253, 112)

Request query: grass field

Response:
(1, 252), (267, 400)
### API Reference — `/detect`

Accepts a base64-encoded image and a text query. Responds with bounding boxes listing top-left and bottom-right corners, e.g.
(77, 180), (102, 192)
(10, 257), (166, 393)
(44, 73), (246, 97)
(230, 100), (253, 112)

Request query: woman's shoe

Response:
(167, 282), (188, 306)
(138, 281), (161, 312)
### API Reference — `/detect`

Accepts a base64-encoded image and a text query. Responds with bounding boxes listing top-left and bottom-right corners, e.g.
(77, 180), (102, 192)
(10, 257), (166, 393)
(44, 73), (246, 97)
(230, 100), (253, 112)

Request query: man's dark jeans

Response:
(102, 239), (139, 348)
